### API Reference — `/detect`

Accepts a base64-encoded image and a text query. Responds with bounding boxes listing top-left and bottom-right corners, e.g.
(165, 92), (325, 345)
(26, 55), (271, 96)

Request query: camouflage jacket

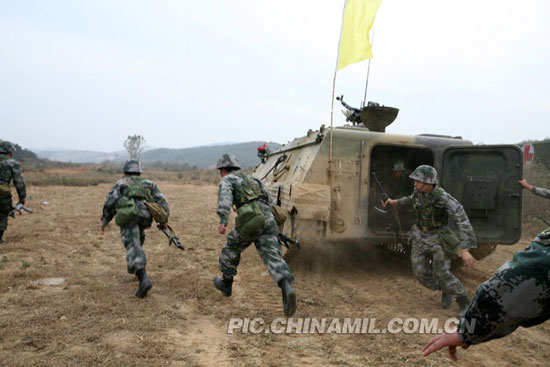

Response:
(533, 186), (550, 199)
(459, 228), (550, 345)
(397, 187), (476, 248)
(0, 155), (26, 202)
(217, 171), (271, 225)
(101, 176), (169, 226)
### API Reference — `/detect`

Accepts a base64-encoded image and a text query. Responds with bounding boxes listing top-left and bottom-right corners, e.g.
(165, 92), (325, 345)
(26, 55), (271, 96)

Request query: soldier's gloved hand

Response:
(218, 223), (227, 235)
(460, 249), (477, 268)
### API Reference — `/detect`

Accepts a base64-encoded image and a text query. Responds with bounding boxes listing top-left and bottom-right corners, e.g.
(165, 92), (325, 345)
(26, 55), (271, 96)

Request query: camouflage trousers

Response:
(120, 219), (151, 274)
(410, 226), (467, 298)
(219, 220), (294, 284)
(0, 194), (12, 232)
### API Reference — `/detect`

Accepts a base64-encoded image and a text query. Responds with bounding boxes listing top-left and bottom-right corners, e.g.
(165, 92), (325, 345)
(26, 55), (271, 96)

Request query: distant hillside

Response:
(34, 142), (281, 169)
(36, 150), (128, 164)
(140, 141), (281, 169)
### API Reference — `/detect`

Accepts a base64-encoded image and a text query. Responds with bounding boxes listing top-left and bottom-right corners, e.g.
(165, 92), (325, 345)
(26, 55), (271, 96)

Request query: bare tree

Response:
(123, 135), (146, 159)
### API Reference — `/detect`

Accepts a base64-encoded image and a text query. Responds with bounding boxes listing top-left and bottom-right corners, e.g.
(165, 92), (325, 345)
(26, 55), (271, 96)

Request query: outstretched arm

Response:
(519, 179), (550, 198)
(422, 329), (468, 361)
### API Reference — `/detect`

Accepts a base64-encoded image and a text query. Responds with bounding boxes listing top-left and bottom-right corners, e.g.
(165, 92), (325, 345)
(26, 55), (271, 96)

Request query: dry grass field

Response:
(1, 176), (549, 366)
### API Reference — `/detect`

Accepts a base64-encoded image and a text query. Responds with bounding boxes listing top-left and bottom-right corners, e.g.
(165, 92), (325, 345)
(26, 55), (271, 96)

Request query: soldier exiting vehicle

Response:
(386, 159), (412, 199)
(0, 141), (27, 244)
(101, 160), (170, 298)
(383, 165), (477, 317)
(213, 153), (297, 317)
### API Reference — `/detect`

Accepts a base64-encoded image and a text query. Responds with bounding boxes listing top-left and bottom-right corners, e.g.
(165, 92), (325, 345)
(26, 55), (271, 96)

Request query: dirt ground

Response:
(1, 181), (549, 366)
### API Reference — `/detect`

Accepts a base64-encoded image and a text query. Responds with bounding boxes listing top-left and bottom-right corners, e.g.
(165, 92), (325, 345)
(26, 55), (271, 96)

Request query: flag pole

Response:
(330, 0), (348, 164)
(362, 28), (375, 107)
(329, 71), (337, 163)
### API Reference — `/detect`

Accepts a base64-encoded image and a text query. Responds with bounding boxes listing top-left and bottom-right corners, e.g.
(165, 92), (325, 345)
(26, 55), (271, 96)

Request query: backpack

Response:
(115, 177), (167, 227)
(233, 173), (267, 238)
(115, 195), (139, 227)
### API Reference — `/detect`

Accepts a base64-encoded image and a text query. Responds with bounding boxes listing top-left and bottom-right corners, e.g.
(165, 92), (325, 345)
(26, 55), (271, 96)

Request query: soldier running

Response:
(101, 159), (170, 298)
(213, 153), (297, 316)
(383, 165), (477, 316)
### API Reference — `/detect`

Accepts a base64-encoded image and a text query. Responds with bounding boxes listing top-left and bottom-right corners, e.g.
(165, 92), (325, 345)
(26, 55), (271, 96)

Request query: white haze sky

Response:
(1, 0), (549, 152)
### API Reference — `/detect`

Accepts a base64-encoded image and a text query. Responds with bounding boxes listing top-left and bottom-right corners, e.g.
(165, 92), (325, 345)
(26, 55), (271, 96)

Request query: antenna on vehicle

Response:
(362, 28), (375, 108)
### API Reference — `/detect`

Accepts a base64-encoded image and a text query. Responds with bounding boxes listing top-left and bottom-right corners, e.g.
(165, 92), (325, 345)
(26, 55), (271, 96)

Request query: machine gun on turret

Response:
(336, 95), (399, 132)
(336, 95), (363, 125)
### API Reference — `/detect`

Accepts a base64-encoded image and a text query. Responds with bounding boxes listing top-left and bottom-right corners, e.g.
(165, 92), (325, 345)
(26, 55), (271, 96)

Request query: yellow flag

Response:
(337, 0), (382, 70)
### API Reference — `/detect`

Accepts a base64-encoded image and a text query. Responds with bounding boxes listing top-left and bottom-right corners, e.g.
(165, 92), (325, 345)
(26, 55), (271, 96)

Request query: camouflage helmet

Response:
(392, 159), (405, 171)
(123, 159), (143, 174)
(0, 141), (16, 154)
(409, 164), (438, 184)
(216, 153), (241, 170)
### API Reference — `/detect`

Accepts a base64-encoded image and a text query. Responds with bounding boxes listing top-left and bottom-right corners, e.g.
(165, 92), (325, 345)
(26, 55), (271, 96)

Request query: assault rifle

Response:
(278, 233), (300, 250)
(371, 172), (401, 236)
(158, 223), (184, 251)
(9, 202), (33, 218)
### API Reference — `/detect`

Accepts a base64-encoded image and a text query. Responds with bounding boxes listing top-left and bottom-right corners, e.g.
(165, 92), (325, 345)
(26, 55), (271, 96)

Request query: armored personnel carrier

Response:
(254, 98), (523, 259)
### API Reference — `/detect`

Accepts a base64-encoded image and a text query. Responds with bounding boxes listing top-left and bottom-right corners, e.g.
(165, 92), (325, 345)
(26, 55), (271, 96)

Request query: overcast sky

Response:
(1, 0), (548, 152)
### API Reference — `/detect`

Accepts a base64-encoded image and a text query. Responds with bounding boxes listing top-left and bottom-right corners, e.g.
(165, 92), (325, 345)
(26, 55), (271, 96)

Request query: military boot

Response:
(456, 295), (470, 318)
(135, 269), (152, 298)
(213, 275), (233, 297)
(441, 292), (452, 309)
(128, 265), (137, 275)
(279, 278), (297, 317)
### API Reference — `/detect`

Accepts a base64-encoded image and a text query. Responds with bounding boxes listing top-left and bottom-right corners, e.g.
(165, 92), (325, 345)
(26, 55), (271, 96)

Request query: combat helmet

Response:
(216, 154), (241, 170)
(123, 159), (143, 174)
(0, 141), (16, 155)
(409, 165), (438, 184)
(392, 159), (405, 171)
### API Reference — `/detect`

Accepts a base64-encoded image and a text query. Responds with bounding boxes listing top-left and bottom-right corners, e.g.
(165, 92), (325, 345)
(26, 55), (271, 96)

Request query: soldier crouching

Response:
(213, 153), (297, 317)
(101, 159), (170, 298)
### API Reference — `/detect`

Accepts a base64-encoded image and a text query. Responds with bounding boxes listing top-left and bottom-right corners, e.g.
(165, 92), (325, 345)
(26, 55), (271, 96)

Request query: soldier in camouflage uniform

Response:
(422, 228), (550, 361)
(101, 159), (170, 298)
(0, 141), (27, 244)
(386, 159), (412, 198)
(384, 165), (477, 316)
(213, 154), (297, 317)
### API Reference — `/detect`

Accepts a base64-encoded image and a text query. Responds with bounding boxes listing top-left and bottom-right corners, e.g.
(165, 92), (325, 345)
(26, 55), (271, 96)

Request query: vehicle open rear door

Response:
(441, 145), (523, 244)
